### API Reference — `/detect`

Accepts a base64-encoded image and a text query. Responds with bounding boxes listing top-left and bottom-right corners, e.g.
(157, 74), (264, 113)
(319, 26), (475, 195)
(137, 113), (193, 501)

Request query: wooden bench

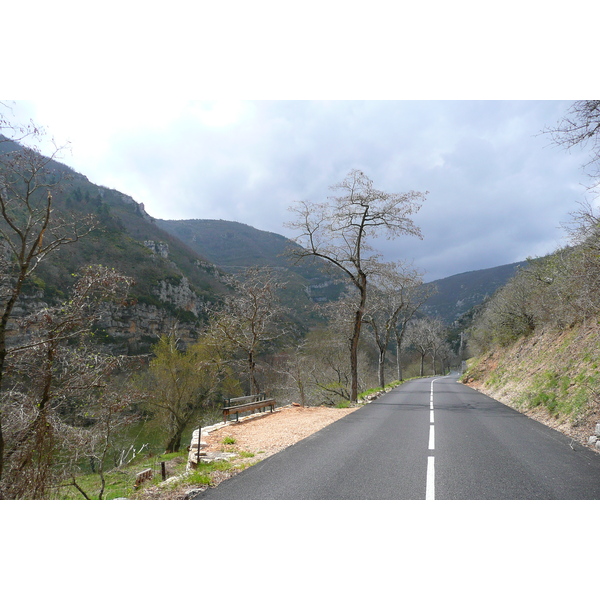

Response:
(222, 393), (277, 423)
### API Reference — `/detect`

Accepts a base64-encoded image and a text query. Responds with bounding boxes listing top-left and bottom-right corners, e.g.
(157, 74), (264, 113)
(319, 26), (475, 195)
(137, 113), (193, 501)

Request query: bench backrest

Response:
(224, 393), (266, 407)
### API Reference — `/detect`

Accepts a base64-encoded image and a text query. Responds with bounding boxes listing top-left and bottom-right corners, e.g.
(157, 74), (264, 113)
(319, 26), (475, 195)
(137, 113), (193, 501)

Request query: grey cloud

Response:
(29, 100), (593, 282)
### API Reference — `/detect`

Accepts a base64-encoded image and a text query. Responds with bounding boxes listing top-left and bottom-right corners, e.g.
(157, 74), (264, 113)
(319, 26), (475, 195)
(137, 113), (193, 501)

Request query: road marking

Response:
(426, 378), (442, 500)
(426, 456), (435, 500)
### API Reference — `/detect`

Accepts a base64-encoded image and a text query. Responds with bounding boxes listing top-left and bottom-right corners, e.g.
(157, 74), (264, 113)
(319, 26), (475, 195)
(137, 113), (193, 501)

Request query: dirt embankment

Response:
(464, 323), (600, 450)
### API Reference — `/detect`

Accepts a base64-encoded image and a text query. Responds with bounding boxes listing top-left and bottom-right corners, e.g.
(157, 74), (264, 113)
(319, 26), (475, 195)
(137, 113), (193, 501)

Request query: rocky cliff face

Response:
(8, 276), (214, 355)
(98, 275), (215, 352)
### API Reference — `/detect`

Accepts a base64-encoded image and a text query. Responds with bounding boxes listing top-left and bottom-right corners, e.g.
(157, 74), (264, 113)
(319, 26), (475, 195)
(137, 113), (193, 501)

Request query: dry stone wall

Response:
(587, 423), (600, 451)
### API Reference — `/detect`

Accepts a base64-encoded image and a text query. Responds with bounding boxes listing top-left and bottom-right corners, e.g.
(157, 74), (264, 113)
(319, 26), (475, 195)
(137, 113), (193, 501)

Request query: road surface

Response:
(195, 376), (600, 500)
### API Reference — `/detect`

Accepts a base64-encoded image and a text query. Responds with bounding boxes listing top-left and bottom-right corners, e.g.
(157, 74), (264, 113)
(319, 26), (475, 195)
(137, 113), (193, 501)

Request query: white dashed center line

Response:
(426, 378), (440, 500)
(426, 456), (435, 500)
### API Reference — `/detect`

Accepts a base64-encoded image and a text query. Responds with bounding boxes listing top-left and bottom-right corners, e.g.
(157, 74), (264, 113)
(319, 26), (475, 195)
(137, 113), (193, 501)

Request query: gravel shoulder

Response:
(136, 405), (360, 499)
(203, 405), (360, 458)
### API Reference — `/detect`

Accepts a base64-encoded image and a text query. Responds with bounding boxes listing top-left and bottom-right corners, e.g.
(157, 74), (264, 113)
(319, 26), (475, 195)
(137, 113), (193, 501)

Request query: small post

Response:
(196, 425), (201, 465)
(161, 461), (167, 481)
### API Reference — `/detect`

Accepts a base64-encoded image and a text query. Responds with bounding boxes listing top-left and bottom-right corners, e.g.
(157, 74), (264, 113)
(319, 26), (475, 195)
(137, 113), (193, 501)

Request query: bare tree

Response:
(544, 100), (600, 187)
(405, 316), (447, 377)
(394, 282), (434, 381)
(0, 120), (97, 485)
(210, 266), (288, 395)
(0, 265), (134, 499)
(287, 169), (426, 402)
(363, 261), (425, 388)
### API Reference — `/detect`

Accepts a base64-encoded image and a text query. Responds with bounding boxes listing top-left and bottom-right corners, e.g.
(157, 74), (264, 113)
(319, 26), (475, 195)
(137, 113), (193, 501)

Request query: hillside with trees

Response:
(463, 101), (600, 449)
(420, 260), (527, 324)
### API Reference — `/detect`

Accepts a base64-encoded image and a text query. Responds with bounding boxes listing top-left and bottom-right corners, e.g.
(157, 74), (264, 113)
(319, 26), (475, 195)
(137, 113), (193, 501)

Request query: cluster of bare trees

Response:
(287, 169), (428, 402)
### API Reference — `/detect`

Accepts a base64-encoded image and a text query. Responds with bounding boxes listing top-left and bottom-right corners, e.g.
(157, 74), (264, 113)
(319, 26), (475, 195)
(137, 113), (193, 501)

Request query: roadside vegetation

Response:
(463, 101), (600, 442)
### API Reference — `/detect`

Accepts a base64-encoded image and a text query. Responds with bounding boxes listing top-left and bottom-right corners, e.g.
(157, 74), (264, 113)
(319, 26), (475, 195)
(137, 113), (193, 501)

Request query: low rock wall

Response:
(587, 422), (600, 451)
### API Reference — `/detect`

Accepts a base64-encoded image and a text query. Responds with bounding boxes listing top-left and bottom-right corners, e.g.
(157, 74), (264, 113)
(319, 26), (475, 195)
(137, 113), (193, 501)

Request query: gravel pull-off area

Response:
(136, 405), (360, 499)
(203, 405), (360, 458)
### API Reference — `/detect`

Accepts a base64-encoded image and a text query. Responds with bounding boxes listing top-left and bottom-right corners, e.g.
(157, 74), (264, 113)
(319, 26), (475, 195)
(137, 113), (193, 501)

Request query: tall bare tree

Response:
(405, 316), (447, 377)
(0, 119), (96, 486)
(287, 169), (426, 402)
(394, 282), (435, 381)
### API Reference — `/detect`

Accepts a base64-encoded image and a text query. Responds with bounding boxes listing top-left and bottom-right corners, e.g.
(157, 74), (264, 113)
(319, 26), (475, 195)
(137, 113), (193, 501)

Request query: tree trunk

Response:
(395, 331), (403, 381)
(0, 270), (28, 485)
(248, 350), (259, 395)
(378, 348), (385, 389)
(349, 273), (367, 403)
(165, 430), (183, 454)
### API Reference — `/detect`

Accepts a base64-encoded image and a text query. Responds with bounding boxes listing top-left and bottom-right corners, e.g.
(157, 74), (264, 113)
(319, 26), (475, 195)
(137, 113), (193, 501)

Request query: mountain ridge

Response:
(156, 217), (526, 325)
(1, 134), (525, 348)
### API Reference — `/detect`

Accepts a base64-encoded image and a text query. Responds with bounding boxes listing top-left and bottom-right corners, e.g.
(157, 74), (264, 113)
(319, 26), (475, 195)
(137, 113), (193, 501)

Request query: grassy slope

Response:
(463, 322), (600, 448)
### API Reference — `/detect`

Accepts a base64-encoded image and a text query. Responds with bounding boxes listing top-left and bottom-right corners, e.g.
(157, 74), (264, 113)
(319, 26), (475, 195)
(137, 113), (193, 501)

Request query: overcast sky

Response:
(3, 2), (597, 283)
(5, 99), (592, 282)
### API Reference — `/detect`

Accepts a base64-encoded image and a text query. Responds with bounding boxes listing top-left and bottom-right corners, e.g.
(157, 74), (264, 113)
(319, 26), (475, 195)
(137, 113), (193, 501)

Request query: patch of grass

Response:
(519, 368), (597, 421)
(238, 451), (255, 458)
(356, 381), (402, 402)
(53, 450), (191, 500)
(334, 400), (352, 408)
(222, 436), (236, 445)
(184, 460), (234, 487)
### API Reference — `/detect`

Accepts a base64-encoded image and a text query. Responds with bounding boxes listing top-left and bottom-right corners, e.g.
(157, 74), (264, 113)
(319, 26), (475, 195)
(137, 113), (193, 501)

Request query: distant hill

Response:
(155, 218), (345, 305)
(156, 218), (528, 328)
(422, 261), (528, 324)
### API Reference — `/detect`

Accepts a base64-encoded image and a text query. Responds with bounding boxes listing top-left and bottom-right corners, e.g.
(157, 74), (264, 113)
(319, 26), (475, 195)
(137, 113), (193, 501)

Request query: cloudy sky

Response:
(5, 99), (592, 282)
(2, 2), (597, 283)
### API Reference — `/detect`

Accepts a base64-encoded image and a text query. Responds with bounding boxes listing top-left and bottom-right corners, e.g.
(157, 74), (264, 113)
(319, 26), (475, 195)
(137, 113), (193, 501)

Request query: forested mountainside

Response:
(0, 134), (528, 353)
(421, 260), (528, 324)
(0, 135), (230, 352)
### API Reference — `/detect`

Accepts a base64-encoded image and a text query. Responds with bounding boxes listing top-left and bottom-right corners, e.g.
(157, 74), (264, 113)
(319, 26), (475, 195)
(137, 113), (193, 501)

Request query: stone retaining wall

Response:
(587, 422), (600, 451)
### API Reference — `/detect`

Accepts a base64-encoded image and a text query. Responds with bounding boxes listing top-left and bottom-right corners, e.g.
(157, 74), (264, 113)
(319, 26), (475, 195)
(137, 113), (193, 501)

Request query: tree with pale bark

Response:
(287, 169), (426, 402)
(363, 261), (425, 388)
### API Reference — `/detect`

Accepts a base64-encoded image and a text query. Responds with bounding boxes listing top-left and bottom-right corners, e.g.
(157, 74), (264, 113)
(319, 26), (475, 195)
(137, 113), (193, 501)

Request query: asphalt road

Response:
(195, 376), (600, 500)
